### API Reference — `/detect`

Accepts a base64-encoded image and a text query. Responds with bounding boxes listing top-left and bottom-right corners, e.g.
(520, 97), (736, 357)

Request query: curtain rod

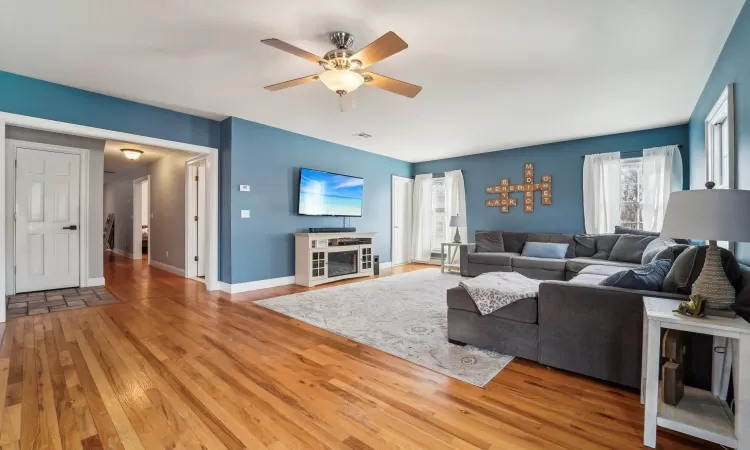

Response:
(580, 145), (682, 160)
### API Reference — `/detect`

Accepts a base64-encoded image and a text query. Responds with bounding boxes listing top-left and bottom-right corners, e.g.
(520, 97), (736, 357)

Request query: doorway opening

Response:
(131, 176), (150, 262)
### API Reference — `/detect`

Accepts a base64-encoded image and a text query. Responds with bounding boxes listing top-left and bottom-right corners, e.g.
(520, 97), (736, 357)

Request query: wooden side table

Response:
(642, 296), (750, 449)
(440, 242), (462, 274)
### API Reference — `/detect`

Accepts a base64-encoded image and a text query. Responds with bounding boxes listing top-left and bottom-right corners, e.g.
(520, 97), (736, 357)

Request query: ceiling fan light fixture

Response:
(318, 69), (364, 94)
(121, 149), (144, 160)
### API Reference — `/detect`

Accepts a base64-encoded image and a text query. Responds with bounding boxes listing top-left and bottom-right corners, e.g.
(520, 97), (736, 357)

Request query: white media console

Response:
(294, 232), (375, 287)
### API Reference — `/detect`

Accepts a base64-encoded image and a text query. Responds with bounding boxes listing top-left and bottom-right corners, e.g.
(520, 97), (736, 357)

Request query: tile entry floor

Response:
(6, 285), (118, 318)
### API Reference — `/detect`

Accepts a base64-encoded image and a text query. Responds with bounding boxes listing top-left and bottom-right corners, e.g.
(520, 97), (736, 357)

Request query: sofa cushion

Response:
(568, 273), (609, 286)
(592, 234), (621, 259)
(573, 234), (597, 258)
(525, 233), (576, 258)
(652, 243), (690, 264)
(608, 234), (655, 263)
(578, 265), (629, 277)
(663, 245), (743, 294)
(512, 255), (567, 272)
(467, 252), (515, 266)
(599, 259), (672, 291)
(521, 242), (569, 259)
(475, 231), (505, 253)
(566, 257), (639, 274)
(615, 226), (659, 237)
(501, 232), (528, 254)
(447, 286), (537, 323)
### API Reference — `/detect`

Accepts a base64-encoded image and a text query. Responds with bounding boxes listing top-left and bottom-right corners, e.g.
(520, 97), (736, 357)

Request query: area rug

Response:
(256, 268), (513, 387)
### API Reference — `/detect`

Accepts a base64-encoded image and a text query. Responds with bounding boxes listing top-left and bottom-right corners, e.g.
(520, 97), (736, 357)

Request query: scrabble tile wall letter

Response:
(485, 163), (552, 213)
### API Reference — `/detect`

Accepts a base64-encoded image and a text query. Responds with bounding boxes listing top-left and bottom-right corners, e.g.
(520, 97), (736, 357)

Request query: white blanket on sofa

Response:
(459, 272), (541, 315)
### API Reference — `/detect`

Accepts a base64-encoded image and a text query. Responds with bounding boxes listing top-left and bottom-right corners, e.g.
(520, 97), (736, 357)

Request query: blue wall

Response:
(0, 71), (220, 148)
(222, 118), (412, 284)
(688, 2), (750, 265)
(414, 125), (689, 237)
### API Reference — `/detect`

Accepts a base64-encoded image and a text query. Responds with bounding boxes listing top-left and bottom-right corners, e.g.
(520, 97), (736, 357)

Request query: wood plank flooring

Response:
(0, 251), (718, 449)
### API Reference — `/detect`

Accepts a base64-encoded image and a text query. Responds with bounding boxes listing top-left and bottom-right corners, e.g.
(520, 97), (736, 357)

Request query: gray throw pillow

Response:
(501, 232), (528, 254)
(592, 234), (621, 259)
(641, 238), (677, 264)
(652, 244), (690, 264)
(609, 235), (656, 263)
(662, 245), (743, 294)
(574, 234), (597, 258)
(475, 231), (505, 253)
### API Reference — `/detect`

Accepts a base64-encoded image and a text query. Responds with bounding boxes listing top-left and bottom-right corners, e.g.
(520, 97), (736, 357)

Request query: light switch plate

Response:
(241, 210), (250, 218)
(239, 185), (250, 192)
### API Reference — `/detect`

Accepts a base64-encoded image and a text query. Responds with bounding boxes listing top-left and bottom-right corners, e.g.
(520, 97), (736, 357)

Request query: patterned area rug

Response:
(256, 268), (513, 387)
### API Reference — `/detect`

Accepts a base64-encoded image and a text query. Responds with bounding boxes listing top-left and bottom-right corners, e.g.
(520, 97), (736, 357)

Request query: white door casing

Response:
(15, 147), (80, 292)
(197, 164), (206, 277)
(391, 176), (413, 266)
(131, 176), (149, 261)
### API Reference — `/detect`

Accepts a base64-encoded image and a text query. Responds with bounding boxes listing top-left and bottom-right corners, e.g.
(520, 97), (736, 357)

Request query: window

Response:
(620, 158), (643, 230)
(705, 84), (735, 251)
(430, 178), (447, 253)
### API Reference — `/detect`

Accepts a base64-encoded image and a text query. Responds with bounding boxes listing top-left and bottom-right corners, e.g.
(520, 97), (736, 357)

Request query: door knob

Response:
(63, 225), (78, 230)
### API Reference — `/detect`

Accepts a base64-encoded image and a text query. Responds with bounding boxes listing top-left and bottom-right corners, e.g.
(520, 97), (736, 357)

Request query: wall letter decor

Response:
(485, 163), (552, 213)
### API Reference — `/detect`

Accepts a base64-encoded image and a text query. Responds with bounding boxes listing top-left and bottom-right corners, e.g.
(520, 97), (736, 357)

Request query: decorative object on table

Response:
(485, 163), (552, 213)
(661, 330), (685, 406)
(449, 215), (466, 243)
(673, 294), (707, 318)
(660, 182), (750, 317)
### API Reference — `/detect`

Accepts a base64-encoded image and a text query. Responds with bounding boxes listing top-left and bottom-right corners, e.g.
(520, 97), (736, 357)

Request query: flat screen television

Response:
(298, 168), (363, 217)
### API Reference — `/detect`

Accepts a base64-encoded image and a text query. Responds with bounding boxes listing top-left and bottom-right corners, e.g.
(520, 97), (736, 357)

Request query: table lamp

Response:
(449, 215), (466, 243)
(660, 182), (750, 315)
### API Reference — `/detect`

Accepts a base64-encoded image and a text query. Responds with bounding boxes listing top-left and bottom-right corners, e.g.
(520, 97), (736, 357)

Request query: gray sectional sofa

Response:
(448, 229), (718, 388)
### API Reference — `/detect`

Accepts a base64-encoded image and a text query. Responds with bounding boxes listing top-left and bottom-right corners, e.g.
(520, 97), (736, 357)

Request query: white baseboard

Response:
(87, 277), (105, 287)
(150, 260), (185, 277)
(110, 248), (133, 259)
(219, 276), (295, 294)
(380, 262), (393, 269)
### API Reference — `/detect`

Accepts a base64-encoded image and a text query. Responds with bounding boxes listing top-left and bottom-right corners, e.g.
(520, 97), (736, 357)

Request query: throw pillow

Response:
(609, 234), (656, 263)
(573, 234), (597, 258)
(599, 259), (672, 291)
(641, 238), (677, 264)
(475, 231), (505, 253)
(652, 244), (690, 264)
(592, 234), (621, 259)
(662, 245), (742, 294)
(501, 232), (528, 254)
(521, 242), (569, 259)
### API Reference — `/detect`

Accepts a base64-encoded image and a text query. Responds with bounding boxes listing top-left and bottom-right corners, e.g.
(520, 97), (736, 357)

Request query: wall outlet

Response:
(239, 185), (250, 192)
(241, 210), (250, 219)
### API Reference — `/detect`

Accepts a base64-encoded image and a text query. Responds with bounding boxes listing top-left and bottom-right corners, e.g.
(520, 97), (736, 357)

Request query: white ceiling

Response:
(0, 0), (744, 163)
(103, 140), (192, 183)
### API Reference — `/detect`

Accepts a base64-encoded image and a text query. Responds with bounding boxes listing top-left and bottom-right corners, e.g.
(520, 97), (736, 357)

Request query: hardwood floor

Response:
(0, 252), (717, 449)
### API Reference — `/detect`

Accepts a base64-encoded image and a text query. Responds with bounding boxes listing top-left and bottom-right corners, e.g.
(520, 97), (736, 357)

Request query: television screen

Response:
(298, 168), (364, 217)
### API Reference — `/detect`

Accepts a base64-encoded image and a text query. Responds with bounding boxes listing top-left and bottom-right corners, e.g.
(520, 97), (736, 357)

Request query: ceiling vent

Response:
(353, 132), (372, 139)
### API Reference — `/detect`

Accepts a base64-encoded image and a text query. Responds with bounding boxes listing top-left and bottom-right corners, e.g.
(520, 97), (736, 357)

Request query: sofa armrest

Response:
(537, 281), (686, 388)
(460, 244), (476, 276)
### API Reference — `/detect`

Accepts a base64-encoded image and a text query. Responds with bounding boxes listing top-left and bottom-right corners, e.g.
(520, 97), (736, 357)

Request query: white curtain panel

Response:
(642, 145), (683, 232)
(410, 174), (433, 262)
(444, 170), (468, 243)
(583, 152), (621, 234)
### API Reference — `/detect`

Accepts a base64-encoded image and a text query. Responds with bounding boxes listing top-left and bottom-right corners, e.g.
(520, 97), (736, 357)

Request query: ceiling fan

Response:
(261, 31), (422, 108)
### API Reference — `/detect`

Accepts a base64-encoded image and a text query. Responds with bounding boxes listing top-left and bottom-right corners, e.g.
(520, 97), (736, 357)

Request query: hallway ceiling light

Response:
(121, 149), (144, 160)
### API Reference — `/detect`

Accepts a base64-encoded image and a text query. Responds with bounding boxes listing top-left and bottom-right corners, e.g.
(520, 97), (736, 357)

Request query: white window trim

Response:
(705, 84), (735, 190)
(705, 84), (736, 254)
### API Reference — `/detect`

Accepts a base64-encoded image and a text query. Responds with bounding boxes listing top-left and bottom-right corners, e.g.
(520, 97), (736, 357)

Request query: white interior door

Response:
(392, 176), (413, 266)
(197, 165), (206, 276)
(15, 147), (80, 293)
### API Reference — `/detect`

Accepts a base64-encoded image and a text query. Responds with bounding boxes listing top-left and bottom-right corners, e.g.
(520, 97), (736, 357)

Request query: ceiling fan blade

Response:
(362, 72), (422, 98)
(261, 38), (325, 64)
(351, 32), (408, 69)
(264, 74), (319, 91)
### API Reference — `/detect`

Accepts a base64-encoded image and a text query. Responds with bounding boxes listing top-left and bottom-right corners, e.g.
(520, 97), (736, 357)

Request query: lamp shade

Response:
(449, 215), (466, 227)
(318, 69), (364, 93)
(660, 188), (750, 242)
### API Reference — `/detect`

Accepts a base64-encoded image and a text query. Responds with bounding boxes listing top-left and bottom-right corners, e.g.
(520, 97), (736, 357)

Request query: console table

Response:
(294, 232), (375, 287)
(641, 296), (750, 449)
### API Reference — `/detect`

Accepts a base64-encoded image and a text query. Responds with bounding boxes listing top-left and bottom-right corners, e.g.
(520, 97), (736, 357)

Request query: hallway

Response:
(0, 254), (713, 449)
